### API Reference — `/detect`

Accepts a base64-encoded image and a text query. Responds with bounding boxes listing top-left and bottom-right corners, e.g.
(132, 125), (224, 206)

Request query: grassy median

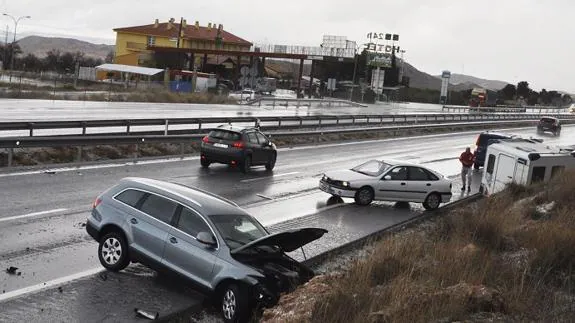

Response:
(262, 170), (575, 323)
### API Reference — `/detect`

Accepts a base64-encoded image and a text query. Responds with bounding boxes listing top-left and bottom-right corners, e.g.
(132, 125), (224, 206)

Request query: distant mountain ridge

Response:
(17, 36), (114, 60)
(434, 73), (510, 91)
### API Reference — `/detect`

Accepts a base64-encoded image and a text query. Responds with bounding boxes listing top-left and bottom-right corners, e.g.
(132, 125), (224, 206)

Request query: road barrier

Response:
(245, 97), (367, 108)
(442, 105), (568, 114)
(2, 118), (574, 167)
(1, 113), (573, 137)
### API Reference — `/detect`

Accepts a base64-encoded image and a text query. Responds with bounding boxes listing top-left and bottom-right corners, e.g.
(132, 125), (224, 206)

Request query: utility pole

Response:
(3, 13), (31, 82)
(3, 25), (8, 72)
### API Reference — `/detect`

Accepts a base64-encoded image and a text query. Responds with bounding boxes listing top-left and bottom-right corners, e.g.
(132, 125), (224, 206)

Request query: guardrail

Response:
(442, 105), (568, 114)
(2, 113), (573, 138)
(2, 118), (572, 167)
(245, 97), (367, 108)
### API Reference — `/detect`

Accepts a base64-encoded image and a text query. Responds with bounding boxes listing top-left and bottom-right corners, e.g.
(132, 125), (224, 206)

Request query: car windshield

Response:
(351, 160), (392, 177)
(209, 214), (268, 249)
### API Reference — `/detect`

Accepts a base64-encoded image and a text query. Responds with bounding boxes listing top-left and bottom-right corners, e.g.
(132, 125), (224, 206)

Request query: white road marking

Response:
(0, 267), (103, 303)
(0, 208), (68, 223)
(240, 171), (300, 183)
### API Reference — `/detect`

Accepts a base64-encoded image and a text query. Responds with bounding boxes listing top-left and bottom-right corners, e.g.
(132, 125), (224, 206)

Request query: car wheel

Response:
(98, 231), (130, 272)
(241, 156), (251, 174)
(354, 187), (374, 206)
(265, 154), (276, 171)
(221, 284), (250, 323)
(201, 158), (211, 168)
(423, 193), (441, 210)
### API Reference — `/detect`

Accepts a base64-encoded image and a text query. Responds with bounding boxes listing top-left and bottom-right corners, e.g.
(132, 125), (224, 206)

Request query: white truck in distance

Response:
(480, 138), (575, 196)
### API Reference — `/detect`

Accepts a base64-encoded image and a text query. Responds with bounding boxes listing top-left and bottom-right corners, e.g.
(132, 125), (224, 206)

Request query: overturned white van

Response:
(480, 138), (575, 196)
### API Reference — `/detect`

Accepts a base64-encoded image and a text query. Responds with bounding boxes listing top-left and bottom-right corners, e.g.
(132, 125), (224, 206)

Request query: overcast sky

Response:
(3, 0), (574, 93)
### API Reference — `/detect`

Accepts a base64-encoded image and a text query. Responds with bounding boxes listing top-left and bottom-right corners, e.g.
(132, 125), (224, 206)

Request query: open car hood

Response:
(231, 228), (328, 254)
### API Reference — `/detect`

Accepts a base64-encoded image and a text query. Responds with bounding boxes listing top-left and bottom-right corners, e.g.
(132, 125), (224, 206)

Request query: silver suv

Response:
(86, 177), (326, 323)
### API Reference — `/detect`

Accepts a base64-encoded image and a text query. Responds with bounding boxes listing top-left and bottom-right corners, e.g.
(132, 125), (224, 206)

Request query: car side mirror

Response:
(197, 232), (217, 246)
(383, 175), (392, 181)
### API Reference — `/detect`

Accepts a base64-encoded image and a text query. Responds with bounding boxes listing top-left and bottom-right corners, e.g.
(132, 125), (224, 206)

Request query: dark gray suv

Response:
(86, 177), (327, 323)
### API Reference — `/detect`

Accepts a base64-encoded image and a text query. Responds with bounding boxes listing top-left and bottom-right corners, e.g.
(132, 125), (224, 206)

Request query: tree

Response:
(516, 81), (530, 99)
(105, 51), (114, 63)
(0, 43), (22, 69)
(44, 49), (61, 71)
(500, 84), (516, 101)
(19, 53), (42, 71)
(527, 90), (539, 106)
(539, 89), (549, 104)
(562, 94), (573, 106)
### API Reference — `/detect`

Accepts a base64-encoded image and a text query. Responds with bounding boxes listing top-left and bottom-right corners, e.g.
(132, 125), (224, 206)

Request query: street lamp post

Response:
(3, 13), (31, 82)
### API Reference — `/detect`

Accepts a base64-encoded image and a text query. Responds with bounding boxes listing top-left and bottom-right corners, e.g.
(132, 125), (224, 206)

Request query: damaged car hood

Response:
(231, 228), (328, 254)
(323, 169), (374, 182)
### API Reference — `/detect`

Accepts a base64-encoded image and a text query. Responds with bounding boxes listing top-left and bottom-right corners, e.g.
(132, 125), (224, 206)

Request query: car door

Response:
(130, 192), (179, 265)
(245, 131), (263, 164)
(376, 166), (409, 201)
(407, 167), (436, 202)
(162, 206), (218, 289)
(256, 131), (274, 163)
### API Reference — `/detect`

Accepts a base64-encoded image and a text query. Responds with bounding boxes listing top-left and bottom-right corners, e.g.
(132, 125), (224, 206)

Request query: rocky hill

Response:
(17, 36), (113, 60)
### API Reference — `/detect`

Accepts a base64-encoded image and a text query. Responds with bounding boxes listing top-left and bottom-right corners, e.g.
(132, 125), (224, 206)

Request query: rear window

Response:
(115, 189), (146, 207)
(540, 118), (556, 123)
(208, 130), (241, 141)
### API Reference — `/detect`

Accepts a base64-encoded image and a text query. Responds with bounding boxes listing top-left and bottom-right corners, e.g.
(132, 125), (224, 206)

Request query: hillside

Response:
(435, 73), (510, 91)
(17, 36), (114, 60)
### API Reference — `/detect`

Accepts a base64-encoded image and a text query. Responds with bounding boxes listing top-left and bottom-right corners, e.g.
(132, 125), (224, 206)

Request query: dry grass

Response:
(263, 170), (575, 323)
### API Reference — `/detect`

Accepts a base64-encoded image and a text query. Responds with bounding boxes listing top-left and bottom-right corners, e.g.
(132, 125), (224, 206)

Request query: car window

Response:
(486, 154), (496, 174)
(408, 167), (432, 181)
(138, 194), (178, 224)
(387, 166), (408, 181)
(209, 214), (268, 249)
(551, 166), (564, 178)
(352, 160), (392, 177)
(531, 167), (546, 184)
(208, 130), (241, 141)
(115, 189), (146, 207)
(246, 132), (258, 144)
(256, 132), (268, 144)
(177, 207), (211, 238)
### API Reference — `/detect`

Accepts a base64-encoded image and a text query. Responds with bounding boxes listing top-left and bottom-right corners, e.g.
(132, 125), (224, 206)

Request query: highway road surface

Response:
(0, 125), (573, 322)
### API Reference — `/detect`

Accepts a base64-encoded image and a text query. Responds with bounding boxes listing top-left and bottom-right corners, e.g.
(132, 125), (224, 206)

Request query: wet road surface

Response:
(0, 126), (573, 321)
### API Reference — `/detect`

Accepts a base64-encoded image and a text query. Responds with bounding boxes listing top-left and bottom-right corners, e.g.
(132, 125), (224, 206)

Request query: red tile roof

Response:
(114, 22), (252, 46)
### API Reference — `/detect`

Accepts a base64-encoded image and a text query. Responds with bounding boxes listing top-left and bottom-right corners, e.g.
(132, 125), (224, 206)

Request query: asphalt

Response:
(0, 125), (573, 322)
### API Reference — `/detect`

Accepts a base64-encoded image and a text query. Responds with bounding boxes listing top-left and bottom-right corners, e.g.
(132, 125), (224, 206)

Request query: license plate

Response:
(213, 143), (228, 148)
(319, 182), (332, 193)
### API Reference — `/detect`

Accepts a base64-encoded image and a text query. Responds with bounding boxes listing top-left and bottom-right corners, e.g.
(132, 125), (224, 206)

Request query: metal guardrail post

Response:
(76, 147), (82, 162)
(133, 143), (139, 162)
(180, 143), (185, 158)
(126, 121), (131, 135)
(28, 123), (34, 137)
(198, 119), (202, 130)
(82, 122), (87, 135)
(7, 148), (13, 167)
(164, 120), (169, 136)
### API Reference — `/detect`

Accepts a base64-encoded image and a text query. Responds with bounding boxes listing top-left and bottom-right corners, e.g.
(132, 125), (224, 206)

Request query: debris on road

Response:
(6, 266), (19, 275)
(58, 287), (63, 293)
(134, 308), (159, 320)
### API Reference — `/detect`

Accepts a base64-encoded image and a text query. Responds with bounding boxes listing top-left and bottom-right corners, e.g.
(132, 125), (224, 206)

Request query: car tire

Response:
(265, 154), (276, 171)
(354, 186), (374, 206)
(241, 156), (251, 174)
(98, 231), (130, 272)
(423, 193), (441, 210)
(201, 158), (211, 168)
(221, 284), (251, 323)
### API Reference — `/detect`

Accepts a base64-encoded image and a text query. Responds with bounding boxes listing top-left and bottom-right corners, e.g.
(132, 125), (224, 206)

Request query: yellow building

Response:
(113, 18), (252, 67)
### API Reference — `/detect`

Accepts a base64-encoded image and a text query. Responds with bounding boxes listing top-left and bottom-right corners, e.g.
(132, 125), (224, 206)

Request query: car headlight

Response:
(341, 181), (350, 187)
(322, 175), (327, 181)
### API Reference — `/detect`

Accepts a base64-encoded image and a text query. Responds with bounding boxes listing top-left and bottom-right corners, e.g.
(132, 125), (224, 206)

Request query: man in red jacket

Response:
(459, 147), (475, 192)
